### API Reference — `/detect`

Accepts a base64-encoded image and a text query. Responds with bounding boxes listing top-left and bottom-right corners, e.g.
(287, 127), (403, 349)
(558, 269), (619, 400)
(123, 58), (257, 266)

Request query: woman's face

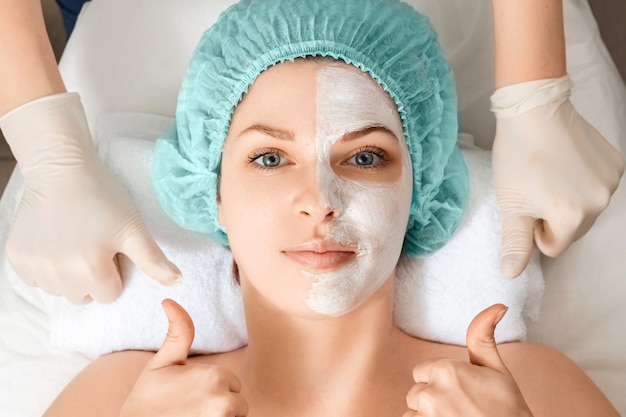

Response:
(218, 59), (413, 317)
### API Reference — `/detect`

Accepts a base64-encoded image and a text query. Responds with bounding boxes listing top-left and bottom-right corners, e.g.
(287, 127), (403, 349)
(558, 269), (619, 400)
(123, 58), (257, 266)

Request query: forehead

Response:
(228, 58), (399, 136)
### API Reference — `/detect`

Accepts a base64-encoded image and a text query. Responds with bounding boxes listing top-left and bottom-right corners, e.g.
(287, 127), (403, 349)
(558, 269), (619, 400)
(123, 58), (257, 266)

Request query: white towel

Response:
(50, 113), (247, 357)
(49, 113), (543, 356)
(394, 134), (544, 344)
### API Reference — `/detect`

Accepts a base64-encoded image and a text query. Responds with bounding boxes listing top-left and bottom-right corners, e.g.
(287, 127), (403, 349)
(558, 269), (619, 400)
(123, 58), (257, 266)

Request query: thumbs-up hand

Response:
(404, 305), (533, 417)
(119, 299), (248, 417)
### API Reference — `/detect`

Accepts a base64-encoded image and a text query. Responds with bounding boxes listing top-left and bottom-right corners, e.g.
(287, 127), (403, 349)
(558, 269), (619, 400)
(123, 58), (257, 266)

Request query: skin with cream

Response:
(218, 59), (412, 317)
(306, 64), (413, 316)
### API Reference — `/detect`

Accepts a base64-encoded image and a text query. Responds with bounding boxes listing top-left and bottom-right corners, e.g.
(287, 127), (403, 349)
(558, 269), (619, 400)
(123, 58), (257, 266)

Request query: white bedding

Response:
(38, 115), (540, 357)
(1, 0), (625, 415)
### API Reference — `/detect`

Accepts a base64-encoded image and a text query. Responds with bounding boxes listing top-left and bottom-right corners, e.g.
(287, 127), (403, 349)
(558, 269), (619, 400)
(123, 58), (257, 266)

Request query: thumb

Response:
(119, 223), (182, 286)
(499, 213), (535, 278)
(150, 299), (195, 370)
(466, 304), (509, 374)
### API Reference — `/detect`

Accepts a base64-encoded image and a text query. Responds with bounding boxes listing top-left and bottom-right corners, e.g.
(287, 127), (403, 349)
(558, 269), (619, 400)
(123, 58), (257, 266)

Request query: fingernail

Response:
(494, 306), (508, 327)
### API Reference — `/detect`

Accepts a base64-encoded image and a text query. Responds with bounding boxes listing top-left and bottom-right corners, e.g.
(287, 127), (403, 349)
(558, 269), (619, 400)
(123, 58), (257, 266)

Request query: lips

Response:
(282, 241), (357, 271)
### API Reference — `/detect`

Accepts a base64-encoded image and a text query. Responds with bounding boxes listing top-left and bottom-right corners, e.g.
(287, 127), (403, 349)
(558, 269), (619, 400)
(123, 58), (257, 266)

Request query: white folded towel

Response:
(394, 134), (544, 344)
(50, 113), (247, 357)
(49, 113), (543, 357)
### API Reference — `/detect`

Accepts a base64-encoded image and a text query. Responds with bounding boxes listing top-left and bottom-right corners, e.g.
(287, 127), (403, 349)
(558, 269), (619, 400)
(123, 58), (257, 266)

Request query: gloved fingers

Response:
(63, 292), (93, 305)
(11, 266), (38, 288)
(56, 259), (121, 304)
(5, 252), (61, 295)
(27, 275), (62, 298)
(533, 214), (594, 258)
(118, 226), (182, 287)
(45, 263), (100, 305)
(499, 213), (535, 278)
(86, 255), (124, 304)
(574, 108), (625, 182)
(11, 252), (118, 304)
(38, 274), (93, 305)
(4, 237), (36, 287)
(87, 285), (121, 304)
(492, 76), (625, 267)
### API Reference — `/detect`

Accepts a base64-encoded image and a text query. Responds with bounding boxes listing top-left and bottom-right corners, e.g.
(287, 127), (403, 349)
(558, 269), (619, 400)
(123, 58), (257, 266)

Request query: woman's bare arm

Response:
(43, 351), (152, 417)
(500, 343), (620, 417)
(43, 300), (247, 417)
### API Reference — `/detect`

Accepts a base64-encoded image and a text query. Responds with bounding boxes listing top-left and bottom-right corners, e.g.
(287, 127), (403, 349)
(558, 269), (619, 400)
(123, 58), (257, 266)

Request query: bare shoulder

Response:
(43, 347), (245, 417)
(498, 342), (619, 417)
(44, 350), (154, 417)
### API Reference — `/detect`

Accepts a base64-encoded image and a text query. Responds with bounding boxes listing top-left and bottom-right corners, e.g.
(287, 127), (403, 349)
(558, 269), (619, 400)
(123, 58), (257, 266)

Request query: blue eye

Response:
(249, 150), (287, 169)
(352, 152), (377, 166)
(347, 147), (388, 168)
(259, 153), (282, 167)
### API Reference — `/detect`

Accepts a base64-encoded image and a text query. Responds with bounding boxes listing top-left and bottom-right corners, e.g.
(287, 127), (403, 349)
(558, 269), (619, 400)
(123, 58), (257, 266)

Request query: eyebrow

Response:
(237, 124), (397, 142)
(238, 124), (295, 141)
(341, 125), (398, 142)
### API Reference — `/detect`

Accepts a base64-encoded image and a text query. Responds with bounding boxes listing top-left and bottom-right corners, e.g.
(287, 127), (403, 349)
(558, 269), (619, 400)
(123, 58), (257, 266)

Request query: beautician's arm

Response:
(490, 0), (624, 278)
(492, 0), (566, 87)
(0, 0), (64, 113)
(0, 0), (180, 303)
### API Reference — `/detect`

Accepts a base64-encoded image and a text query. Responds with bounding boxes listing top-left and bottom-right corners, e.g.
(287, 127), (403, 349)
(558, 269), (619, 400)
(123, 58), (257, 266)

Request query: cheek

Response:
(347, 184), (409, 234)
(216, 158), (237, 230)
(338, 154), (413, 247)
(218, 164), (292, 248)
(220, 176), (265, 234)
(218, 175), (275, 279)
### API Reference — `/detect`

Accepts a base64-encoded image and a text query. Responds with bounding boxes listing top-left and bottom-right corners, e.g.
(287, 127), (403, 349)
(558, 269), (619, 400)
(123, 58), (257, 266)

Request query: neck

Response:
(239, 276), (412, 415)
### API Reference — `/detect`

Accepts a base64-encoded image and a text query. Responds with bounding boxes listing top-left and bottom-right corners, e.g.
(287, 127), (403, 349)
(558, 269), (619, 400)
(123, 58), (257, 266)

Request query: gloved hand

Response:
(0, 92), (181, 303)
(491, 75), (624, 278)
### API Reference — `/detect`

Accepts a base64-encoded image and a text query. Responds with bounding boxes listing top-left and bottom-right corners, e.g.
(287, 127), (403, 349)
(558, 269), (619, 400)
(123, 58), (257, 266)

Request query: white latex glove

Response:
(0, 93), (181, 303)
(491, 75), (624, 278)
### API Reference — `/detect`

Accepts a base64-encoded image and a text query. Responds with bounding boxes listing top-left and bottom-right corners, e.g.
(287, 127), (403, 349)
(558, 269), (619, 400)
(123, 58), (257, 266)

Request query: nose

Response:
(298, 202), (341, 221)
(293, 171), (342, 222)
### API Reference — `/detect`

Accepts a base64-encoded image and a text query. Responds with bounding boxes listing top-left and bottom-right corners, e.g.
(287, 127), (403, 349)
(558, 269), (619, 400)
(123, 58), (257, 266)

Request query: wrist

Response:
(490, 75), (572, 118)
(0, 92), (97, 169)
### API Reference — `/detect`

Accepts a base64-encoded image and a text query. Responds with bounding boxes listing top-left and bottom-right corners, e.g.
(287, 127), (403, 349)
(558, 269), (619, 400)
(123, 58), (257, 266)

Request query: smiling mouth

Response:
(283, 250), (356, 271)
(282, 241), (357, 271)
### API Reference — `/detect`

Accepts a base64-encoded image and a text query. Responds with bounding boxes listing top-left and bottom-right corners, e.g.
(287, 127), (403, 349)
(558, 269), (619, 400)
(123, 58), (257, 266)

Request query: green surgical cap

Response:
(152, 0), (469, 257)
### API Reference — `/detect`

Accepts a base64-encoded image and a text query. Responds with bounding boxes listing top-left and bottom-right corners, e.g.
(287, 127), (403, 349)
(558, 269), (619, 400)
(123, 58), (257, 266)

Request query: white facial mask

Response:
(306, 65), (413, 316)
